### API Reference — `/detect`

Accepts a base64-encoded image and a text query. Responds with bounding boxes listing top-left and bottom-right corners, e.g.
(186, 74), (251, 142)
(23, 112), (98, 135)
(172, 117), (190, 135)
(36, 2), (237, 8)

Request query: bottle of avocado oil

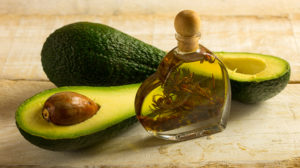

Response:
(135, 10), (231, 141)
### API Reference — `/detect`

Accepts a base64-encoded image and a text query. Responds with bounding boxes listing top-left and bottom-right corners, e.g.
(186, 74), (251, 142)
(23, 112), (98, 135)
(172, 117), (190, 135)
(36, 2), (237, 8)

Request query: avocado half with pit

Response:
(16, 84), (139, 151)
(215, 52), (290, 103)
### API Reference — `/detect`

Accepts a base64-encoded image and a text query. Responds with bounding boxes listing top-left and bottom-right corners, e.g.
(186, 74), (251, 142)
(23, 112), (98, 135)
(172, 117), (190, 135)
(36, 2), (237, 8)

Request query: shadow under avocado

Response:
(120, 136), (175, 150)
(229, 100), (263, 121)
(70, 122), (175, 156)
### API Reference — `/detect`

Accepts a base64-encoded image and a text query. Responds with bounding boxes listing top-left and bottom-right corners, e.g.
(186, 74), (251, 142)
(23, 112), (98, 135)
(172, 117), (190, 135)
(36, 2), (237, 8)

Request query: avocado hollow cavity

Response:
(42, 92), (100, 125)
(222, 57), (266, 75)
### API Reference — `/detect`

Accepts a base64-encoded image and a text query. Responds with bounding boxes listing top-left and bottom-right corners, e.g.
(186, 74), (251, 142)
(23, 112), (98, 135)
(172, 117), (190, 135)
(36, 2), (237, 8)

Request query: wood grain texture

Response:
(1, 0), (300, 16)
(0, 14), (299, 82)
(0, 80), (299, 167)
(1, 1), (300, 167)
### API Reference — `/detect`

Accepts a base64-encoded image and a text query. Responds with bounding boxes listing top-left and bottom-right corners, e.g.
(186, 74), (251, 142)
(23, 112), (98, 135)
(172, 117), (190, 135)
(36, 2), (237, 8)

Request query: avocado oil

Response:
(135, 10), (231, 141)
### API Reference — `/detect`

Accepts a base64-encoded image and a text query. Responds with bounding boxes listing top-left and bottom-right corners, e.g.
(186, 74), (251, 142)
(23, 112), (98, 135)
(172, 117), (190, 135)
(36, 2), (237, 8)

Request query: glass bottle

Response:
(135, 10), (231, 141)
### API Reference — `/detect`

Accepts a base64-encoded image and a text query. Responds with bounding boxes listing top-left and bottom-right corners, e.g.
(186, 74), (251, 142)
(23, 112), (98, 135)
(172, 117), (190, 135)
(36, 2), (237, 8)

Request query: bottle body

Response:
(135, 44), (231, 141)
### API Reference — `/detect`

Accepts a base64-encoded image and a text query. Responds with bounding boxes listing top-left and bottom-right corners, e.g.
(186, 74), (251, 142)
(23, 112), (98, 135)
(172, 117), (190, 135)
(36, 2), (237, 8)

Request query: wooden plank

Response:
(0, 14), (299, 82)
(0, 0), (300, 16)
(0, 80), (300, 167)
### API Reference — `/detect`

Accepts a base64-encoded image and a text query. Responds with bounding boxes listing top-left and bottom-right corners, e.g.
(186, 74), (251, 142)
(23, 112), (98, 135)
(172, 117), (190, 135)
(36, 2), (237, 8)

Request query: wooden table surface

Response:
(1, 0), (300, 167)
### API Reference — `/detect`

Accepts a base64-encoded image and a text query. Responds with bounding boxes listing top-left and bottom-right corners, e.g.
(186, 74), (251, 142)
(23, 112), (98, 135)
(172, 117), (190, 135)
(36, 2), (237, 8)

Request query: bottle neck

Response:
(175, 33), (201, 53)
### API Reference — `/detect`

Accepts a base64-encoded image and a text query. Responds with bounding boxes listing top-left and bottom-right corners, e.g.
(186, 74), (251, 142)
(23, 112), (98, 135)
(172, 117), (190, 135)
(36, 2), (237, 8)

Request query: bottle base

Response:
(150, 123), (226, 141)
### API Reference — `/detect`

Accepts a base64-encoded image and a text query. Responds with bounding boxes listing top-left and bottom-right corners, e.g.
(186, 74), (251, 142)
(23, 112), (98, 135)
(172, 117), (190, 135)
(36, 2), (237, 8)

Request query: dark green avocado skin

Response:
(17, 117), (137, 151)
(42, 22), (165, 87)
(230, 68), (290, 104)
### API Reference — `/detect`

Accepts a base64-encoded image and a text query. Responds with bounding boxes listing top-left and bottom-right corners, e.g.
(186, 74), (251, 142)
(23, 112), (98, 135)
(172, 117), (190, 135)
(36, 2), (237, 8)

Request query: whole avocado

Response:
(42, 22), (290, 104)
(42, 22), (165, 86)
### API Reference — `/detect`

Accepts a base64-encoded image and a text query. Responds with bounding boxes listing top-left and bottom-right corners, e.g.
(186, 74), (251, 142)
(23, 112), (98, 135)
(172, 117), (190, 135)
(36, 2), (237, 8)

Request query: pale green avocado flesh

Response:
(16, 84), (140, 151)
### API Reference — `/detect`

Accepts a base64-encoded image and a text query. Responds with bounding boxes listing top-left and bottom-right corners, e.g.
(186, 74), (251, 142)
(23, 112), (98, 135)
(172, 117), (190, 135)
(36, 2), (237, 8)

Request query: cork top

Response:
(174, 10), (201, 52)
(174, 10), (201, 37)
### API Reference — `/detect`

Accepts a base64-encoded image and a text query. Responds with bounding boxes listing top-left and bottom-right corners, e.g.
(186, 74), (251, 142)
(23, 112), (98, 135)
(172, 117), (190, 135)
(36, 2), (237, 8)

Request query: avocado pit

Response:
(42, 92), (100, 125)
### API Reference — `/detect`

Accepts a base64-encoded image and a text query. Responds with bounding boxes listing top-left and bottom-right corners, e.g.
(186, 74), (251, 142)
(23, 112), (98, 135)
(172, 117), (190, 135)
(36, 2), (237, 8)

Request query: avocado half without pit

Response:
(215, 52), (290, 103)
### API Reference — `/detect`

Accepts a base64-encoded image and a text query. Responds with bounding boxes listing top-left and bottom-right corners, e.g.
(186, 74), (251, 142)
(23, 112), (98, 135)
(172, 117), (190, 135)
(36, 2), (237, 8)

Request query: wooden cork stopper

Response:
(174, 10), (201, 52)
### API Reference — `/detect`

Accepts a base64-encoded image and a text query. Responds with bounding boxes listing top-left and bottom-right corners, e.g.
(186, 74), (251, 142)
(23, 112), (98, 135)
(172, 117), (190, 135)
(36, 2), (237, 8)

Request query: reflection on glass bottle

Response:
(135, 10), (231, 141)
